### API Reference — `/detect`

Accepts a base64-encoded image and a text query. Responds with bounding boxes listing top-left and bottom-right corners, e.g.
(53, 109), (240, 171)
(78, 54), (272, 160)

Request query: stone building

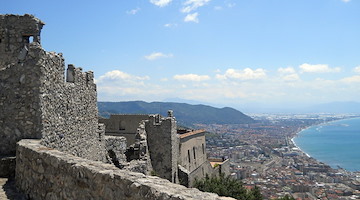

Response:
(0, 14), (235, 200)
(100, 113), (230, 187)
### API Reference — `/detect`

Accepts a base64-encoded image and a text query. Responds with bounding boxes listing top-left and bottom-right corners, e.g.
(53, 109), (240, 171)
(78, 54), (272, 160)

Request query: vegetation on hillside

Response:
(193, 173), (262, 200)
(193, 173), (295, 200)
(275, 195), (295, 200)
(98, 101), (255, 126)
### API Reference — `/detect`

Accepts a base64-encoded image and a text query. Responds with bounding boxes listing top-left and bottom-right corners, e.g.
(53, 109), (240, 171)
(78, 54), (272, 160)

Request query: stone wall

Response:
(16, 139), (235, 200)
(99, 114), (150, 146)
(0, 14), (106, 162)
(0, 14), (44, 68)
(105, 135), (127, 164)
(0, 43), (43, 157)
(39, 55), (106, 161)
(145, 115), (179, 183)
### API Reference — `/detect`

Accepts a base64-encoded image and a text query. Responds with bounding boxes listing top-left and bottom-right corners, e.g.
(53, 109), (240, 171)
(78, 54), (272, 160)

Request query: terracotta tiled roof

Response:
(179, 129), (205, 139)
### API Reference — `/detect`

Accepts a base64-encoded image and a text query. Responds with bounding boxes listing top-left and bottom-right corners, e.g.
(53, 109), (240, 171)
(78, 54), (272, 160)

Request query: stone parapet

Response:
(16, 139), (235, 200)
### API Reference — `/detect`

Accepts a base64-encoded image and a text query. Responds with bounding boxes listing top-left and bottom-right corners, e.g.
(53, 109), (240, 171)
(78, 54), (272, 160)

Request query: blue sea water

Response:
(293, 117), (360, 172)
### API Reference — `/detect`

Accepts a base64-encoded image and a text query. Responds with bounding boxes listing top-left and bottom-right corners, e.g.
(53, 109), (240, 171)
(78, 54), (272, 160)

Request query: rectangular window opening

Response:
(188, 150), (190, 163)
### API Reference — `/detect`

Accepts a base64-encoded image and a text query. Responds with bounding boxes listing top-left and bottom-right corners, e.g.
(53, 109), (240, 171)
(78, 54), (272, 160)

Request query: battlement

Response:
(0, 14), (105, 161)
(66, 64), (95, 86)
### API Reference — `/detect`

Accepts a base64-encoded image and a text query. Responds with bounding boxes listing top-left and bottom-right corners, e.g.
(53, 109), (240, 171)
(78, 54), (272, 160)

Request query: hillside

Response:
(98, 101), (255, 126)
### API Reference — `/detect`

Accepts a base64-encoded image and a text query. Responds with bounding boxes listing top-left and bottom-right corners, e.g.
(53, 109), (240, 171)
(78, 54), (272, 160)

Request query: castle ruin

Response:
(0, 14), (233, 200)
(100, 114), (230, 187)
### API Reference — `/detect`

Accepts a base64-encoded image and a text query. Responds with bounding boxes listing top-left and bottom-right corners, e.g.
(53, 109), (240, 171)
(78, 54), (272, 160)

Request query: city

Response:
(198, 114), (360, 199)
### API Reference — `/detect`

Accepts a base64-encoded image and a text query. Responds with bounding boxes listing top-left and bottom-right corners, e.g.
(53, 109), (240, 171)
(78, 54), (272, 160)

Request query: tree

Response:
(193, 173), (262, 200)
(249, 186), (263, 200)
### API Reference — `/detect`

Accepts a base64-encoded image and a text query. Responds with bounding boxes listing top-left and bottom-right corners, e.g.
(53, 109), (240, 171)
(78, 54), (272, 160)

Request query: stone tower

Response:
(0, 14), (106, 162)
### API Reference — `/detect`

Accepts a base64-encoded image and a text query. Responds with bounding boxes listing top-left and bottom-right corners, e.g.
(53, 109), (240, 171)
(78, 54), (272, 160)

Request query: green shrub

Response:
(194, 173), (263, 200)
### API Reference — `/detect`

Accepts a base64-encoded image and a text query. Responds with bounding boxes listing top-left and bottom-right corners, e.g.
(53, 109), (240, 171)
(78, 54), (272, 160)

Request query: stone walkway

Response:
(0, 178), (27, 200)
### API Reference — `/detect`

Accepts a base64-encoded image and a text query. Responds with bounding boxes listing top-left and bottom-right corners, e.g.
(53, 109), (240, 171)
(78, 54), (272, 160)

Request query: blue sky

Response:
(2, 0), (360, 111)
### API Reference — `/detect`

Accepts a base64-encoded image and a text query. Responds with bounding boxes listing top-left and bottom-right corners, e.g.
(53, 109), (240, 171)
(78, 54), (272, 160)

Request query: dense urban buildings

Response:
(199, 114), (360, 199)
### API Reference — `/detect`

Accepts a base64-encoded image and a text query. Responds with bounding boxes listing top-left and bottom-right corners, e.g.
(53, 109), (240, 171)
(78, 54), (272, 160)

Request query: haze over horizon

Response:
(2, 0), (360, 111)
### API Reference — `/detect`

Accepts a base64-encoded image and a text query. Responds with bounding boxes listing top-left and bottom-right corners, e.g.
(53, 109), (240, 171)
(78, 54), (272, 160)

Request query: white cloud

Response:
(97, 70), (149, 83)
(342, 0), (350, 2)
(341, 75), (360, 83)
(282, 74), (300, 81)
(181, 0), (211, 13)
(278, 67), (296, 74)
(299, 63), (341, 73)
(184, 13), (199, 23)
(150, 0), (172, 7)
(173, 74), (210, 81)
(144, 52), (173, 60)
(353, 66), (360, 73)
(216, 68), (267, 80)
(126, 7), (140, 15)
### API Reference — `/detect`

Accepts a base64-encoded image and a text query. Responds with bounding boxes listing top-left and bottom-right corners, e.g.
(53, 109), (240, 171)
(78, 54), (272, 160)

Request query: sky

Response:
(2, 0), (360, 112)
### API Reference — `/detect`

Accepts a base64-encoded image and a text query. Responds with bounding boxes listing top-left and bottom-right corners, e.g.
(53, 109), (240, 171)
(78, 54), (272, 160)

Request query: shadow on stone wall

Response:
(1, 178), (27, 200)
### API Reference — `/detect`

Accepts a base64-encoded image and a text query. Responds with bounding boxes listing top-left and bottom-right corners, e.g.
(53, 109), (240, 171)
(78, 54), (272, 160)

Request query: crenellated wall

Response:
(0, 14), (106, 162)
(38, 53), (106, 161)
(16, 139), (235, 200)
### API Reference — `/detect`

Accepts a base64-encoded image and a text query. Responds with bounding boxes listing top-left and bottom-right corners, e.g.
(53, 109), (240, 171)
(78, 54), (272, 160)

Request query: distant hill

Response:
(98, 101), (255, 126)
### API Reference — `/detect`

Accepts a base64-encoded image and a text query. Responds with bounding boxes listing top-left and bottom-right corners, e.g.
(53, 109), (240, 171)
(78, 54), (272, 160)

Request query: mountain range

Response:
(98, 101), (255, 126)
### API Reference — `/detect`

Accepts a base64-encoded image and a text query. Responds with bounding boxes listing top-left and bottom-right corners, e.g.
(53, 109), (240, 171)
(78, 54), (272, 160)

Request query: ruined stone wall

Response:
(99, 114), (150, 146)
(0, 14), (106, 162)
(39, 57), (106, 161)
(145, 115), (179, 183)
(0, 45), (43, 156)
(0, 14), (44, 68)
(16, 139), (235, 200)
(105, 135), (127, 164)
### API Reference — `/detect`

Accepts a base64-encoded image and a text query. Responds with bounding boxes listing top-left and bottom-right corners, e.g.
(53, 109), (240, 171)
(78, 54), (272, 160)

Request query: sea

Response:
(293, 117), (360, 172)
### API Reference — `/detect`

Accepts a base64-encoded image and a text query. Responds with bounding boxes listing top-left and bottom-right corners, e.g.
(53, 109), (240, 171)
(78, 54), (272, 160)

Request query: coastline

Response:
(289, 117), (360, 173)
(290, 137), (311, 158)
